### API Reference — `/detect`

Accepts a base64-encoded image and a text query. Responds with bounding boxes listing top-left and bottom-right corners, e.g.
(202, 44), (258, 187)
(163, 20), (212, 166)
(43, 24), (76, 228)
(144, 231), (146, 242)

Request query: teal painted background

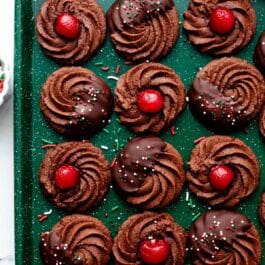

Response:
(15, 0), (265, 264)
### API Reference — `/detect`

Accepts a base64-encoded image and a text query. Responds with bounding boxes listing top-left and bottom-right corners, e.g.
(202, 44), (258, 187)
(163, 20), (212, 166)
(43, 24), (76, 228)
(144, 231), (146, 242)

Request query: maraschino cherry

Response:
(209, 165), (235, 191)
(139, 238), (170, 265)
(54, 165), (80, 190)
(55, 13), (81, 39)
(209, 6), (235, 35)
(137, 89), (164, 113)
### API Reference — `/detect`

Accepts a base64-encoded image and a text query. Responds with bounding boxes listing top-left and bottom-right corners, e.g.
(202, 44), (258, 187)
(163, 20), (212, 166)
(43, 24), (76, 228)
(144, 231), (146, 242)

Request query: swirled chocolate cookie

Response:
(40, 67), (113, 138)
(189, 210), (261, 265)
(36, 0), (106, 65)
(187, 135), (259, 208)
(183, 0), (256, 56)
(113, 212), (186, 265)
(115, 63), (186, 134)
(39, 141), (111, 212)
(189, 57), (265, 132)
(254, 31), (265, 75)
(112, 136), (185, 209)
(107, 0), (179, 62)
(259, 192), (265, 228)
(259, 106), (265, 138)
(40, 214), (112, 264)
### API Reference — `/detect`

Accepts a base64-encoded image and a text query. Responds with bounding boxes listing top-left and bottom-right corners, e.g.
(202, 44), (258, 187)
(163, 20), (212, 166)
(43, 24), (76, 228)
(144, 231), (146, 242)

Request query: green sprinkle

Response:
(192, 213), (201, 222)
(95, 62), (103, 66)
(41, 139), (54, 144)
(0, 73), (5, 80)
(116, 118), (121, 124)
(101, 145), (109, 150)
(111, 206), (119, 212)
(117, 128), (122, 134)
(103, 128), (109, 134)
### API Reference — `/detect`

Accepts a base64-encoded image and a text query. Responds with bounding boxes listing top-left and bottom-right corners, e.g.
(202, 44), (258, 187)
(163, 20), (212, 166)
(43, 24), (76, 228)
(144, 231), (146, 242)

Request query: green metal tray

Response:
(14, 0), (265, 264)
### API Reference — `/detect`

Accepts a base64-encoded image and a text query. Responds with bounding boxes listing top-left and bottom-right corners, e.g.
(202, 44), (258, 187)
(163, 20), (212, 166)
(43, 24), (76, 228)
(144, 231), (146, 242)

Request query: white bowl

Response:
(0, 56), (11, 106)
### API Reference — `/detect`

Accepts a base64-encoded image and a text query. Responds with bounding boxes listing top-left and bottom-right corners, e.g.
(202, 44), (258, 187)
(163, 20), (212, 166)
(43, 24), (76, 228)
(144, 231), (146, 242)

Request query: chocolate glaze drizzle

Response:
(112, 136), (165, 193)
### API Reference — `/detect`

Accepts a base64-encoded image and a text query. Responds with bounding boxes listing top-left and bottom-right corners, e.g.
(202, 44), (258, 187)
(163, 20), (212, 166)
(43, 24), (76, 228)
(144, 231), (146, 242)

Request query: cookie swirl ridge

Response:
(183, 0), (256, 55)
(39, 141), (111, 212)
(40, 214), (112, 265)
(112, 136), (185, 209)
(113, 212), (186, 265)
(40, 67), (114, 138)
(114, 63), (186, 134)
(36, 0), (106, 65)
(107, 0), (179, 62)
(188, 57), (265, 132)
(189, 210), (261, 265)
(187, 135), (259, 208)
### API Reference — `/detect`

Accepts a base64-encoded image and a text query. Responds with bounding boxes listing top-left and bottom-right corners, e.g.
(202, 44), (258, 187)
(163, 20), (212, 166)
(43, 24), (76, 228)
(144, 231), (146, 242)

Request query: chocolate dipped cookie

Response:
(187, 135), (259, 208)
(39, 141), (111, 212)
(113, 211), (186, 265)
(259, 106), (265, 138)
(188, 57), (265, 132)
(114, 63), (186, 134)
(112, 136), (185, 209)
(107, 0), (179, 62)
(183, 0), (256, 56)
(40, 67), (113, 138)
(36, 0), (106, 65)
(259, 191), (265, 229)
(254, 30), (265, 75)
(40, 214), (112, 264)
(189, 210), (261, 265)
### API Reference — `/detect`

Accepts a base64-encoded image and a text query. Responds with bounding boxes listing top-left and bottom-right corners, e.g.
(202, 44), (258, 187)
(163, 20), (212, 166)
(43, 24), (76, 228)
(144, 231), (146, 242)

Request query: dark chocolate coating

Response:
(189, 210), (261, 265)
(259, 192), (265, 228)
(108, 0), (174, 30)
(254, 30), (265, 75)
(40, 67), (114, 138)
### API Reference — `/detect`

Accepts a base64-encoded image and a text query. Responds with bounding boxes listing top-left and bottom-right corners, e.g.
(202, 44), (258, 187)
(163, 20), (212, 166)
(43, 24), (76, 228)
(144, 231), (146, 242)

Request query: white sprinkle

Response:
(101, 145), (109, 150)
(185, 191), (190, 202)
(43, 209), (53, 215)
(107, 75), (119, 81)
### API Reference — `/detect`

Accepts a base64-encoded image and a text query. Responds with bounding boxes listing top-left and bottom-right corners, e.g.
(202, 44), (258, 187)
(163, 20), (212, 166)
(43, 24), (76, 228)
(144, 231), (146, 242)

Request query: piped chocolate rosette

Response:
(189, 57), (265, 132)
(114, 63), (186, 134)
(36, 0), (106, 65)
(187, 135), (259, 208)
(40, 214), (112, 265)
(112, 136), (185, 209)
(254, 30), (265, 75)
(189, 210), (261, 265)
(183, 0), (256, 56)
(259, 106), (265, 138)
(113, 212), (186, 265)
(107, 0), (179, 62)
(40, 67), (113, 138)
(39, 141), (111, 212)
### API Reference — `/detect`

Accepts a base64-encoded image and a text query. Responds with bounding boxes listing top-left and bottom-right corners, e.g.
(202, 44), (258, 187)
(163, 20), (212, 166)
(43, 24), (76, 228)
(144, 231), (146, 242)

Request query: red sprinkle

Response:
(101, 67), (110, 72)
(124, 61), (133, 65)
(170, 125), (176, 136)
(115, 65), (121, 74)
(0, 79), (4, 93)
(38, 214), (48, 222)
(111, 157), (117, 167)
(41, 144), (56, 149)
(194, 136), (206, 145)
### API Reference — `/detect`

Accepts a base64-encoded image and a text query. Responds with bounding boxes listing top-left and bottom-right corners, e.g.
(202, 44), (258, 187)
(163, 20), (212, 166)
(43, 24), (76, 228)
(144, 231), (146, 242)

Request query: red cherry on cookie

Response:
(55, 13), (81, 39)
(209, 6), (235, 35)
(139, 238), (170, 265)
(209, 165), (235, 191)
(54, 165), (80, 190)
(137, 89), (164, 113)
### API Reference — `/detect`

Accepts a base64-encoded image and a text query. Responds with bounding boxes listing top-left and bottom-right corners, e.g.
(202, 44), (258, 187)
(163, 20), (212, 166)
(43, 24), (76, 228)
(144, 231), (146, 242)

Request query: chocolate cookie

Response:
(39, 141), (111, 212)
(187, 135), (259, 208)
(259, 106), (265, 138)
(189, 210), (261, 265)
(254, 30), (265, 75)
(112, 136), (185, 209)
(115, 63), (186, 134)
(36, 0), (106, 65)
(183, 0), (256, 56)
(40, 67), (113, 138)
(188, 57), (265, 132)
(40, 214), (112, 264)
(113, 212), (186, 265)
(259, 192), (265, 228)
(107, 0), (179, 62)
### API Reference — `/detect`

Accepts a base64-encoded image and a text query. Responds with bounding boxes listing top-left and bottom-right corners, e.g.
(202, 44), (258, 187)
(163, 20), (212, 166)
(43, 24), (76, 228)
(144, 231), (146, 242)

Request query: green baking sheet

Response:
(14, 0), (265, 264)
